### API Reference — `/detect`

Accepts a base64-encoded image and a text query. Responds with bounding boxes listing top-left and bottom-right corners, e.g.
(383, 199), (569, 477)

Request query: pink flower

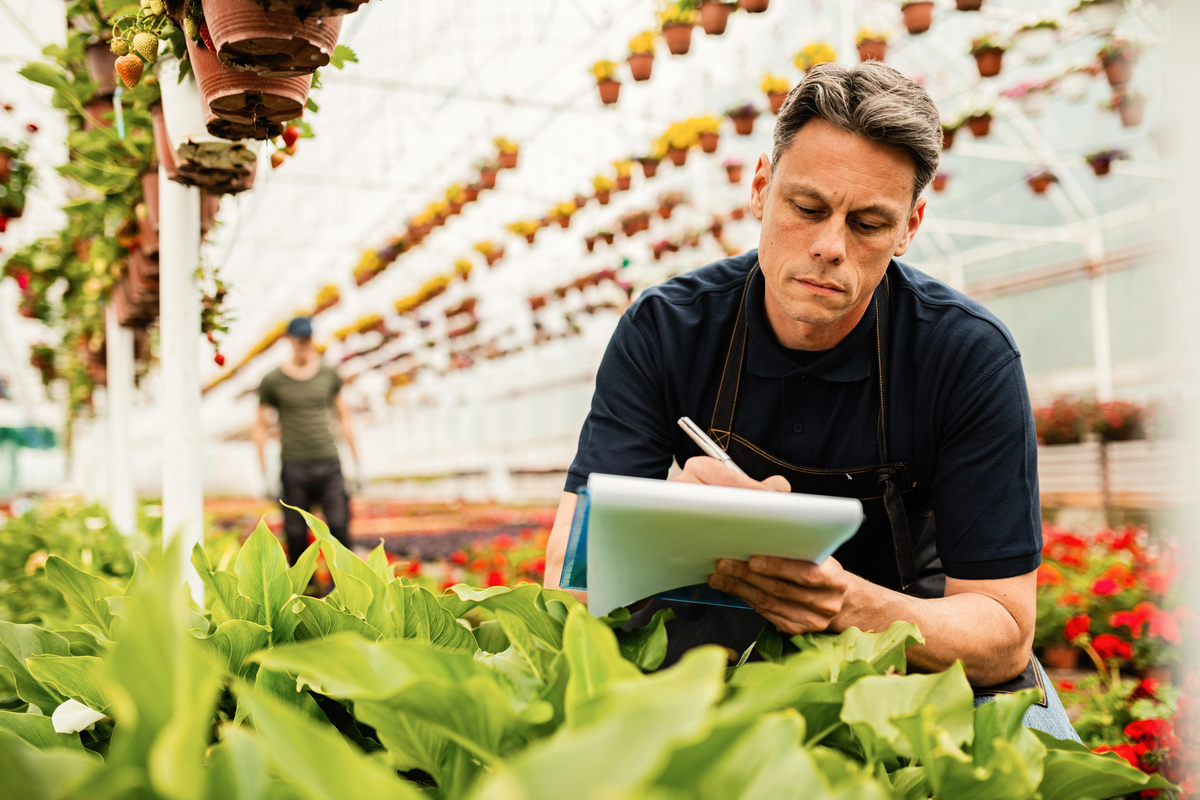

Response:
(1091, 577), (1121, 596)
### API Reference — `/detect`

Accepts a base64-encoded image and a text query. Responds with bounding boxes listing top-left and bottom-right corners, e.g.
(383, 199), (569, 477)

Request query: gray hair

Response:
(771, 61), (942, 206)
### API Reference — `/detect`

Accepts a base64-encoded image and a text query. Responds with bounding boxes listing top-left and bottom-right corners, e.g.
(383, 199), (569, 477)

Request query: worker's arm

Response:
(333, 392), (360, 465)
(543, 491), (586, 602)
(251, 403), (272, 478)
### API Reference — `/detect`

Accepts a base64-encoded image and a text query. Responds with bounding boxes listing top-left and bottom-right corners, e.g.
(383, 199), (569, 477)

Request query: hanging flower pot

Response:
(150, 102), (181, 183)
(662, 23), (694, 56)
(730, 206), (745, 220)
(628, 52), (654, 81)
(1026, 169), (1057, 195)
(856, 37), (888, 63)
(966, 112), (993, 137)
(498, 150), (518, 169)
(1059, 69), (1093, 102)
(1085, 149), (1126, 176)
(638, 157), (661, 178)
(140, 168), (159, 230)
(699, 1), (732, 35)
(574, 194), (588, 209)
(463, 185), (479, 203)
(725, 160), (743, 183)
(83, 97), (115, 132)
(1113, 92), (1146, 127)
(969, 34), (1006, 78)
(1013, 23), (1058, 62)
(599, 231), (615, 245)
(524, 232), (536, 244)
(900, 2), (935, 35)
(1103, 57), (1131, 87)
(728, 104), (758, 135)
(658, 204), (673, 220)
(255, 0), (368, 15)
(667, 147), (688, 167)
(1100, 40), (1141, 88)
(479, 165), (498, 189)
(1076, 0), (1124, 36)
(201, 0), (343, 77)
(0, 151), (9, 184)
(596, 190), (611, 205)
(698, 131), (719, 153)
(955, 0), (983, 9)
(1040, 645), (1079, 669)
(86, 41), (119, 95)
(616, 174), (632, 191)
(941, 125), (958, 150)
(185, 36), (310, 140)
(738, 0), (768, 11)
(932, 171), (948, 192)
(766, 92), (787, 115)
(584, 235), (596, 253)
(597, 79), (620, 105)
(200, 191), (222, 236)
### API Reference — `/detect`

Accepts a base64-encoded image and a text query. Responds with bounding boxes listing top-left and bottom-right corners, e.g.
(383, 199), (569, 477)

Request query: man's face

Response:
(288, 335), (314, 361)
(750, 119), (926, 336)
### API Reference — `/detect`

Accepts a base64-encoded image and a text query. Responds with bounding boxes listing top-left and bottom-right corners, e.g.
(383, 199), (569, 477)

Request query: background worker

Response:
(251, 316), (359, 564)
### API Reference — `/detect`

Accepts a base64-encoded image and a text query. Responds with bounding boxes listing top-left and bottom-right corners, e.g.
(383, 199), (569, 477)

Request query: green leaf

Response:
(719, 656), (838, 739)
(246, 688), (424, 800)
(473, 619), (510, 653)
(366, 542), (389, 581)
(889, 766), (931, 800)
(330, 45), (358, 69)
(561, 604), (641, 724)
(0, 727), (98, 800)
(615, 608), (675, 671)
(204, 725), (269, 800)
(439, 584), (510, 618)
(305, 97), (318, 113)
(290, 506), (385, 631)
(385, 580), (477, 651)
(286, 541), (321, 596)
(688, 711), (832, 799)
(971, 689), (1041, 768)
(53, 631), (104, 659)
(0, 622), (69, 714)
(250, 666), (323, 722)
(0, 711), (87, 751)
(1031, 729), (1177, 800)
(840, 661), (974, 762)
(235, 521), (293, 631)
(794, 621), (923, 682)
(192, 543), (241, 618)
(24, 655), (107, 712)
(198, 620), (270, 680)
(18, 62), (68, 90)
(44, 557), (123, 638)
(291, 596), (381, 642)
(354, 700), (451, 779)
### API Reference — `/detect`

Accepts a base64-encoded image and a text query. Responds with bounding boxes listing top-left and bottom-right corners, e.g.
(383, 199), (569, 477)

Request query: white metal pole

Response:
(158, 165), (205, 603)
(104, 303), (137, 537)
(1089, 270), (1114, 402)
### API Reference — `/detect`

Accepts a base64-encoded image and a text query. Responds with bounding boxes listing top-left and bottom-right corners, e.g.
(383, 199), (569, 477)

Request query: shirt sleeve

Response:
(258, 373), (277, 408)
(930, 355), (1042, 580)
(329, 367), (343, 399)
(565, 310), (676, 493)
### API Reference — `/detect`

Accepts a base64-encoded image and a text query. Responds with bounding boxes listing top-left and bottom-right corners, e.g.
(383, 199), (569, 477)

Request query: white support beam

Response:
(158, 165), (204, 603)
(104, 304), (137, 537)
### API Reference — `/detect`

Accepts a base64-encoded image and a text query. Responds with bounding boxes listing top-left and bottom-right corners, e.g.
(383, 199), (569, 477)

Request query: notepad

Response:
(561, 473), (865, 617)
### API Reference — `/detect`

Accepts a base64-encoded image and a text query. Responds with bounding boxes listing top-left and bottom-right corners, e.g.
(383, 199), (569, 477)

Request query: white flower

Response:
(51, 699), (105, 733)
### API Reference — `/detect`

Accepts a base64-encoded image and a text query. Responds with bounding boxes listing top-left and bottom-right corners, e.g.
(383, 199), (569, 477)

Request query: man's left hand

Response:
(708, 556), (852, 636)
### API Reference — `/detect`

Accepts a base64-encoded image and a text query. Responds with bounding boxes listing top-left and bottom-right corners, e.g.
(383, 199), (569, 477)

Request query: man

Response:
(252, 316), (359, 564)
(544, 62), (1077, 738)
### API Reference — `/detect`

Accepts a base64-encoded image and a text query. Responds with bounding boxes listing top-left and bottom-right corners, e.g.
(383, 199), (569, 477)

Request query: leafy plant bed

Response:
(0, 505), (1173, 800)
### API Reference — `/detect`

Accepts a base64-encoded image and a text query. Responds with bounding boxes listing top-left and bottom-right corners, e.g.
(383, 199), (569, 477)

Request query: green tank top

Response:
(257, 363), (342, 463)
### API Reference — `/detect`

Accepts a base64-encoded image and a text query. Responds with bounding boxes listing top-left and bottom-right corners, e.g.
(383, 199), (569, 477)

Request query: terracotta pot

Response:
(479, 167), (497, 188)
(584, 236), (595, 253)
(1041, 645), (1079, 669)
(955, 0), (983, 9)
(140, 169), (159, 231)
(86, 42), (119, 96)
(200, 191), (222, 237)
(1028, 175), (1054, 195)
(662, 23), (694, 56)
(523, 233), (536, 244)
(942, 128), (956, 150)
(1090, 160), (1112, 177)
(710, 221), (723, 238)
(187, 35), (310, 140)
(202, 0), (343, 77)
(137, 214), (159, 256)
(616, 174), (631, 191)
(447, 200), (462, 215)
(486, 250), (504, 266)
(699, 131), (719, 153)
(1117, 96), (1146, 127)
(768, 91), (787, 114)
(596, 190), (611, 205)
(659, 204), (673, 220)
(150, 103), (181, 182)
(973, 48), (1004, 78)
(667, 147), (688, 166)
(83, 97), (114, 132)
(725, 164), (743, 183)
(463, 185), (479, 202)
(1135, 666), (1174, 683)
(730, 207), (745, 220)
(738, 0), (768, 11)
(932, 174), (947, 192)
(597, 79), (620, 105)
(574, 195), (587, 209)
(640, 158), (660, 178)
(599, 232), (614, 245)
(556, 216), (570, 229)
(1104, 56), (1133, 88)
(498, 151), (518, 169)
(731, 114), (756, 135)
(0, 151), (9, 183)
(699, 1), (732, 35)
(628, 53), (653, 81)
(257, 0), (368, 15)
(901, 2), (934, 34)
(857, 39), (887, 62)
(967, 114), (992, 137)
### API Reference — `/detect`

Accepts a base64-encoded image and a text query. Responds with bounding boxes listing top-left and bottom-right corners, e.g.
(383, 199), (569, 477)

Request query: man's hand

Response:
(708, 555), (852, 636)
(671, 456), (791, 493)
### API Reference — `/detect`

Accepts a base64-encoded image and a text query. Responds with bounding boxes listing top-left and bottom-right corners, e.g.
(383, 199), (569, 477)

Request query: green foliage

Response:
(0, 508), (1177, 799)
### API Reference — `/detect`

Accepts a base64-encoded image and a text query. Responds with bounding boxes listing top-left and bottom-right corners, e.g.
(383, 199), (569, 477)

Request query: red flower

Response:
(439, 577), (458, 592)
(1110, 610), (1148, 639)
(492, 551), (509, 568)
(1147, 609), (1182, 645)
(1094, 743), (1142, 768)
(450, 549), (468, 565)
(1092, 633), (1133, 661)
(1132, 678), (1161, 701)
(469, 558), (490, 573)
(485, 569), (507, 587)
(1057, 680), (1076, 692)
(1091, 577), (1122, 596)
(15, 270), (29, 291)
(492, 533), (516, 549)
(1125, 718), (1172, 746)
(1142, 570), (1170, 595)
(1065, 614), (1091, 643)
(1102, 563), (1137, 589)
(1058, 553), (1085, 569)
(1037, 564), (1064, 586)
(406, 560), (422, 576)
(1058, 591), (1088, 608)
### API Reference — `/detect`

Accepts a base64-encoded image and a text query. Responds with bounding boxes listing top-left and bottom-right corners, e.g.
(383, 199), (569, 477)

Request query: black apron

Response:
(630, 265), (1043, 703)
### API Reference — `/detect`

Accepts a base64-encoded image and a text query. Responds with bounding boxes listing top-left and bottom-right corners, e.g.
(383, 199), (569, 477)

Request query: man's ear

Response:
(894, 196), (926, 257)
(749, 153), (771, 221)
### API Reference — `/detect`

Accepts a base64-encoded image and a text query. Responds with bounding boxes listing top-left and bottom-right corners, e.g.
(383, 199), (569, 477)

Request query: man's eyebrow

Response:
(782, 184), (901, 223)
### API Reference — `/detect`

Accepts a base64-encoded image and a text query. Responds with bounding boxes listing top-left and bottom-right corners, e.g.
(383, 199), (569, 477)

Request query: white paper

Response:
(585, 473), (863, 617)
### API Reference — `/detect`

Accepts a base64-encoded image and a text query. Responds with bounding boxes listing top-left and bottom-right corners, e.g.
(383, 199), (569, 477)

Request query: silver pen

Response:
(677, 416), (749, 478)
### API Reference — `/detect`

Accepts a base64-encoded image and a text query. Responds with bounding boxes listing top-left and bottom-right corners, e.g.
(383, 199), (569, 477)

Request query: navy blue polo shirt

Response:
(566, 249), (1041, 582)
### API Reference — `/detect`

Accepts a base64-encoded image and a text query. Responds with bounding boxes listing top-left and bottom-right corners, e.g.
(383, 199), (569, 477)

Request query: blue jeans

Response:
(973, 658), (1080, 742)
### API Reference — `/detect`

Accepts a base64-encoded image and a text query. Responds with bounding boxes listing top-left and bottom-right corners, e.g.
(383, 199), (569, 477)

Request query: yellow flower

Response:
(315, 284), (339, 305)
(445, 183), (465, 202)
(856, 28), (888, 45)
(493, 137), (519, 154)
(613, 159), (633, 177)
(506, 220), (541, 236)
(592, 60), (618, 81)
(473, 240), (498, 256)
(794, 42), (837, 71)
(628, 30), (656, 55)
(554, 201), (578, 218)
(694, 115), (721, 134)
(761, 73), (791, 95)
(593, 174), (616, 193)
(454, 259), (474, 278)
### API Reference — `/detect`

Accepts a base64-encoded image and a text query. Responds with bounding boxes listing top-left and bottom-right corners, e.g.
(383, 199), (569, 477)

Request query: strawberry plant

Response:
(0, 506), (1176, 800)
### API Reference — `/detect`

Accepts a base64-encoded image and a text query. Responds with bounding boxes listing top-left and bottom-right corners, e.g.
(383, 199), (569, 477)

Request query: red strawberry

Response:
(198, 21), (214, 52)
(0, 216), (7, 233)
(24, 123), (37, 133)
(270, 151), (285, 169)
(283, 143), (296, 157)
(115, 54), (143, 88)
(214, 352), (225, 367)
(282, 125), (301, 148)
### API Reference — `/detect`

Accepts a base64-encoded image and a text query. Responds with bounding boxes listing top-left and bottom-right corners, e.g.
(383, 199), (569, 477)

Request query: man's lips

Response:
(795, 278), (843, 297)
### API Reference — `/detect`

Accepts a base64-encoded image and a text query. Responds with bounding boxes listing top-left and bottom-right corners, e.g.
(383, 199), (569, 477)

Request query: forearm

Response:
(544, 492), (587, 601)
(833, 575), (1030, 686)
(341, 420), (360, 464)
(251, 426), (267, 474)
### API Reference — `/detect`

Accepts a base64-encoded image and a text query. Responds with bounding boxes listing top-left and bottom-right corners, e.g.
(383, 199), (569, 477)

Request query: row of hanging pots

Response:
(660, 0), (769, 57)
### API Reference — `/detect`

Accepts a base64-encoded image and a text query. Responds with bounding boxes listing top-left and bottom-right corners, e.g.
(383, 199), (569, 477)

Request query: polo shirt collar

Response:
(744, 264), (877, 382)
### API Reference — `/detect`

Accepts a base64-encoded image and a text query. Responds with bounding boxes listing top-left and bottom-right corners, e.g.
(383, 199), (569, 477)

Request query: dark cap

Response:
(286, 316), (313, 339)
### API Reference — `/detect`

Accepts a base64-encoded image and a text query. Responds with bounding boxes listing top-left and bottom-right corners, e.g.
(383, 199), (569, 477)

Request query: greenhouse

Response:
(0, 0), (1196, 797)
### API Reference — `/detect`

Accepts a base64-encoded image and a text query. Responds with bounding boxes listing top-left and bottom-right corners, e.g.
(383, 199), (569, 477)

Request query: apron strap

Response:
(708, 266), (755, 448)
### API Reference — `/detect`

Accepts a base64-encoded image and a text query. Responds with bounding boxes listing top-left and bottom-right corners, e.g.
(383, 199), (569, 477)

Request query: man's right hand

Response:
(671, 456), (791, 493)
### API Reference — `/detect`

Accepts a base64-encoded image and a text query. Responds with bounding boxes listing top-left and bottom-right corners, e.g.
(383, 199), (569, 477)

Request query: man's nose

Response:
(809, 217), (847, 265)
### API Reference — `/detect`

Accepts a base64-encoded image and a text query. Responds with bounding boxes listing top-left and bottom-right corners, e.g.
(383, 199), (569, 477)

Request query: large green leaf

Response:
(286, 542), (321, 597)
(0, 622), (69, 714)
(353, 700), (451, 780)
(235, 522), (295, 638)
(44, 557), (123, 639)
(199, 620), (271, 680)
(439, 584), (510, 618)
(718, 653), (832, 728)
(840, 661), (974, 761)
(250, 666), (323, 722)
(0, 727), (98, 800)
(794, 622), (923, 682)
(0, 711), (87, 751)
(291, 596), (381, 641)
(615, 608), (675, 672)
(192, 544), (241, 620)
(386, 580), (477, 651)
(561, 604), (641, 725)
(971, 689), (1043, 769)
(246, 688), (424, 800)
(1031, 729), (1177, 800)
(204, 725), (269, 800)
(25, 655), (107, 711)
(366, 542), (390, 581)
(443, 584), (565, 651)
(290, 506), (386, 631)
